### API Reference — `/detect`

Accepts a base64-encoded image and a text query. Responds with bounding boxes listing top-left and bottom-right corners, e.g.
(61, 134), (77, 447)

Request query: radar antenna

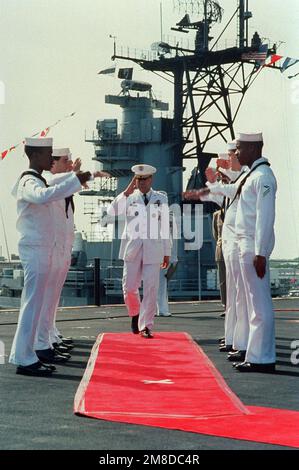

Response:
(174, 0), (223, 22)
(172, 0), (223, 50)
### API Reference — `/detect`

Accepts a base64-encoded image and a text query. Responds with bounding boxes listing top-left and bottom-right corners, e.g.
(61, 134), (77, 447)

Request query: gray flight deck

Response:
(0, 298), (298, 450)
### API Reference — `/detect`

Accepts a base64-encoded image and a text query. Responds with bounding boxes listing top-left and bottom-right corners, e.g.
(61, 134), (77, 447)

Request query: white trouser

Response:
(9, 245), (54, 366)
(239, 250), (276, 364)
(231, 256), (249, 351)
(34, 246), (63, 351)
(122, 248), (161, 331)
(49, 248), (72, 345)
(222, 241), (237, 346)
(157, 268), (170, 315)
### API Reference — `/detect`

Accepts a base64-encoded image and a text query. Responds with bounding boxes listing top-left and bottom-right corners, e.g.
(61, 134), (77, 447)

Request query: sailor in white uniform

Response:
(9, 138), (91, 376)
(33, 148), (77, 356)
(35, 148), (109, 356)
(183, 145), (249, 361)
(48, 149), (78, 348)
(107, 164), (171, 338)
(233, 132), (277, 373)
(204, 146), (250, 362)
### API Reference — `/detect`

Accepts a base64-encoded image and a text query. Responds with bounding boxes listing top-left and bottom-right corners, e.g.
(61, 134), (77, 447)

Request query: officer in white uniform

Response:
(9, 138), (91, 376)
(233, 132), (277, 373)
(107, 164), (171, 338)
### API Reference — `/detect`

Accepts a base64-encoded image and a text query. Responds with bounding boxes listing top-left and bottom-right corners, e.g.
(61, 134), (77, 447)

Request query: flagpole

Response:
(109, 35), (117, 57)
(246, 0), (249, 47)
(160, 2), (163, 42)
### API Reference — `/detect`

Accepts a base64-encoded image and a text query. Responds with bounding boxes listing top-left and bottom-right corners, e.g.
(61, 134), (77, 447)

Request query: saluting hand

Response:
(124, 176), (137, 197)
(216, 158), (230, 170)
(253, 256), (267, 279)
(72, 158), (82, 172)
(161, 256), (170, 269)
(205, 167), (217, 183)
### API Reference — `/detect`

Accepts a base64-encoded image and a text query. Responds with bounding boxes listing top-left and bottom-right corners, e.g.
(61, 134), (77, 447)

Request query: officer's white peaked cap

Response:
(25, 137), (53, 147)
(237, 132), (263, 142)
(131, 164), (157, 177)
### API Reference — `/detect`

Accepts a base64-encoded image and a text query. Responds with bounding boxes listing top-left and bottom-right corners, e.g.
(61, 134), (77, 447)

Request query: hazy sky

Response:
(0, 0), (298, 259)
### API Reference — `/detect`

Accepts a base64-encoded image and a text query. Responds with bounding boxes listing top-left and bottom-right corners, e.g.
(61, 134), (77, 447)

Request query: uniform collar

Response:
(12, 168), (41, 198)
(251, 156), (268, 170)
(139, 189), (152, 199)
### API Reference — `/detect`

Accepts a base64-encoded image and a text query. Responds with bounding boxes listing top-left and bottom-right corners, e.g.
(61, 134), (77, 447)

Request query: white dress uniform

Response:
(9, 170), (82, 366)
(206, 169), (249, 351)
(235, 156), (277, 364)
(34, 170), (75, 351)
(107, 186), (171, 332)
(202, 186), (236, 347)
(50, 189), (74, 345)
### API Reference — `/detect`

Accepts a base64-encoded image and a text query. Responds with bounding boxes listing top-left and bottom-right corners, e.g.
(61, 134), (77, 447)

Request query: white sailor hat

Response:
(218, 153), (229, 160)
(52, 148), (72, 160)
(237, 132), (263, 142)
(131, 164), (157, 178)
(227, 141), (237, 151)
(25, 137), (53, 147)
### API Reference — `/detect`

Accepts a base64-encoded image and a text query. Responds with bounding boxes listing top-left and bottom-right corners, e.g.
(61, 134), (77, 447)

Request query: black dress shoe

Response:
(140, 327), (154, 339)
(61, 341), (74, 350)
(131, 314), (139, 334)
(58, 335), (74, 345)
(36, 348), (71, 364)
(52, 342), (73, 353)
(235, 361), (276, 373)
(227, 350), (246, 362)
(16, 361), (54, 377)
(43, 362), (57, 371)
(219, 344), (234, 352)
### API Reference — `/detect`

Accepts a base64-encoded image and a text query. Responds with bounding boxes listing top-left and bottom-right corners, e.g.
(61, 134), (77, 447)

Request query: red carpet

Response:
(74, 332), (299, 448)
